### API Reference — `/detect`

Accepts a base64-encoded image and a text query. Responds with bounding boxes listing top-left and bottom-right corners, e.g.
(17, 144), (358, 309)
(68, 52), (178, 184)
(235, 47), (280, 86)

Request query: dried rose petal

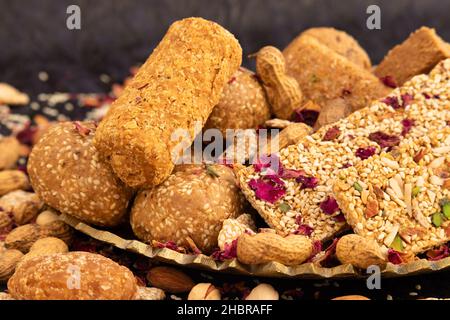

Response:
(401, 118), (415, 136)
(423, 92), (431, 99)
(16, 124), (38, 146)
(380, 76), (398, 88)
(426, 245), (450, 261)
(295, 224), (314, 236)
(333, 213), (346, 222)
(341, 89), (352, 96)
(296, 175), (319, 189)
(323, 126), (341, 141)
(295, 215), (302, 225)
(254, 154), (282, 174)
(369, 131), (400, 148)
(74, 121), (91, 136)
(280, 168), (306, 179)
(320, 196), (340, 215)
(387, 249), (403, 265)
(211, 239), (237, 261)
(355, 146), (377, 160)
(248, 178), (286, 204)
(381, 96), (400, 109)
(319, 238), (340, 267)
(307, 240), (323, 262)
(342, 163), (353, 168)
(401, 93), (413, 107)
(292, 109), (319, 127)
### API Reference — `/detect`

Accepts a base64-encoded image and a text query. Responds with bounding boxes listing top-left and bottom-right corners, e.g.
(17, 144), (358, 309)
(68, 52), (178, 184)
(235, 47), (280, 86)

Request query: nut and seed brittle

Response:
(333, 128), (450, 254)
(238, 59), (450, 242)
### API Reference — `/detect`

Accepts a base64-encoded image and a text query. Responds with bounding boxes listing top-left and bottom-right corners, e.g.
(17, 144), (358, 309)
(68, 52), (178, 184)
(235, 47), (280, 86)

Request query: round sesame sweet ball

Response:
(204, 67), (271, 135)
(8, 252), (137, 300)
(27, 121), (133, 227)
(130, 164), (246, 253)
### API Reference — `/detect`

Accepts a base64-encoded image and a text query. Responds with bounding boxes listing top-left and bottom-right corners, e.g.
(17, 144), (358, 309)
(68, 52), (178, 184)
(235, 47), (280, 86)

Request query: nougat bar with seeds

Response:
(237, 59), (450, 242)
(333, 128), (450, 254)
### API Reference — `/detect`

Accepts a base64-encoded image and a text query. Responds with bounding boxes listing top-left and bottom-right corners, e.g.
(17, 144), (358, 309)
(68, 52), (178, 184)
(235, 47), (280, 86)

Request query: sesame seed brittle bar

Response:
(333, 127), (450, 254)
(237, 59), (450, 242)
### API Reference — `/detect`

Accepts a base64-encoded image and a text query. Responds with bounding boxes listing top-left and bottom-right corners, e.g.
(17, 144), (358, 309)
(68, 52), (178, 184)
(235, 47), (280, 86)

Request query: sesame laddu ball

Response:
(27, 121), (133, 227)
(130, 164), (246, 253)
(204, 67), (271, 135)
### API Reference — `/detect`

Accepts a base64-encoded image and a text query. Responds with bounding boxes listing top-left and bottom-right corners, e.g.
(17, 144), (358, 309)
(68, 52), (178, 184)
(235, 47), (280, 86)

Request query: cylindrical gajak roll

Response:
(94, 17), (242, 188)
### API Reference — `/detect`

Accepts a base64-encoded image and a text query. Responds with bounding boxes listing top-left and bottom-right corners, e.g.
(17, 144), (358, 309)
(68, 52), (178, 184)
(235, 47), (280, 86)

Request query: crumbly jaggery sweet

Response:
(8, 252), (137, 300)
(131, 164), (245, 253)
(301, 27), (371, 70)
(283, 35), (390, 112)
(204, 67), (271, 134)
(94, 17), (242, 188)
(27, 122), (133, 227)
(374, 27), (450, 86)
(237, 59), (450, 241)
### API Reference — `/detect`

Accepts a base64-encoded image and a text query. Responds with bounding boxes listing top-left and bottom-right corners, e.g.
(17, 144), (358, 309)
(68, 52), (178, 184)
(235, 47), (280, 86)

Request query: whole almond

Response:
(147, 266), (195, 293)
(0, 137), (20, 170)
(188, 283), (221, 300)
(0, 249), (24, 282)
(336, 234), (386, 269)
(0, 170), (29, 196)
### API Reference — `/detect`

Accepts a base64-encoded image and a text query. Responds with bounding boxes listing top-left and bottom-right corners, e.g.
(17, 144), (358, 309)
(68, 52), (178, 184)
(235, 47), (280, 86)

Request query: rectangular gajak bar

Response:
(237, 59), (450, 242)
(334, 127), (450, 254)
(374, 27), (450, 86)
(283, 34), (390, 112)
(94, 17), (242, 188)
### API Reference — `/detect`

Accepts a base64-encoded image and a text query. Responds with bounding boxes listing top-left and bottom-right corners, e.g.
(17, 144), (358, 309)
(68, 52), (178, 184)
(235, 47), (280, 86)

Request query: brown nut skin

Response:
(131, 164), (245, 254)
(146, 266), (195, 293)
(94, 17), (242, 188)
(301, 27), (371, 70)
(0, 249), (24, 282)
(27, 121), (133, 227)
(8, 252), (138, 300)
(204, 67), (271, 135)
(0, 137), (20, 170)
(336, 234), (387, 270)
(237, 233), (313, 266)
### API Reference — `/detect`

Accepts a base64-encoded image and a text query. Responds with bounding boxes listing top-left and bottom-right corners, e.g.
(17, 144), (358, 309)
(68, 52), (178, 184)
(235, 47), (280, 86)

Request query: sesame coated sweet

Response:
(94, 17), (242, 188)
(8, 252), (137, 300)
(27, 121), (133, 227)
(130, 164), (245, 253)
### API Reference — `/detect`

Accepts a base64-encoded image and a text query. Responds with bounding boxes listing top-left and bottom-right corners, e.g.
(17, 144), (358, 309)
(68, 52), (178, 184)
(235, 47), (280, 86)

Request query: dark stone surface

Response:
(1, 0), (450, 93)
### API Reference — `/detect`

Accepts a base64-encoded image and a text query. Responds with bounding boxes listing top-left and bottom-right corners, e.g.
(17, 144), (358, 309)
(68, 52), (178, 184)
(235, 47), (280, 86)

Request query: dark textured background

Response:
(2, 0), (450, 299)
(1, 0), (450, 94)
